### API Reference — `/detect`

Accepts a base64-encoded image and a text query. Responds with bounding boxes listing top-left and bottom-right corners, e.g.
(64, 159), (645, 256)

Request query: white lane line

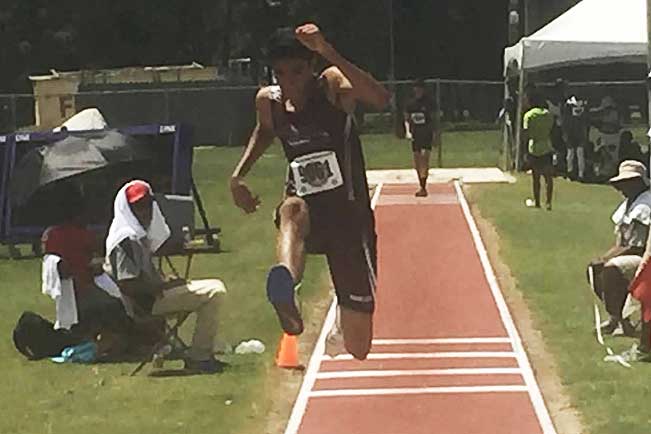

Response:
(454, 181), (557, 434)
(322, 351), (517, 361)
(283, 183), (384, 434)
(373, 337), (511, 345)
(309, 385), (529, 398)
(316, 367), (522, 379)
(283, 299), (337, 434)
(370, 182), (384, 209)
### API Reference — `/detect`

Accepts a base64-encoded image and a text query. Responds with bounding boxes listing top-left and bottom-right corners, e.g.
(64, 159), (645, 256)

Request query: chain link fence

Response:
(0, 79), (505, 143)
(2, 78), (646, 173)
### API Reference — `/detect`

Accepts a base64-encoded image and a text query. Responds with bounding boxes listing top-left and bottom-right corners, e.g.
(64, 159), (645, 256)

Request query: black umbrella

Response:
(10, 130), (154, 206)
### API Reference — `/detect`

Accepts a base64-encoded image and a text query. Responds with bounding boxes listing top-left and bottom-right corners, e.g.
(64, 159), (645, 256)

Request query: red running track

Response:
(284, 183), (556, 434)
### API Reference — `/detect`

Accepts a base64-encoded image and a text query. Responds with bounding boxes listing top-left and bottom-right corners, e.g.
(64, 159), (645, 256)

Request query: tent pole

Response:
(502, 81), (510, 171)
(514, 65), (525, 172)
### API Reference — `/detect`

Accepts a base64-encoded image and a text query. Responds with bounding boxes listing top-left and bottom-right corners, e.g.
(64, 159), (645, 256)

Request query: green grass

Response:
(470, 176), (651, 434)
(0, 131), (501, 434)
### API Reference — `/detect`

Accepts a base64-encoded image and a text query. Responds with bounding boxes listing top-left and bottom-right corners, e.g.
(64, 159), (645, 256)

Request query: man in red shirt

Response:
(42, 190), (130, 340)
(42, 219), (97, 293)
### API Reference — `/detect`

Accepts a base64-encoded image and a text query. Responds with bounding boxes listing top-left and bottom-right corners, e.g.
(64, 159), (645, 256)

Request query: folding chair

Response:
(130, 309), (191, 376)
(155, 185), (222, 280)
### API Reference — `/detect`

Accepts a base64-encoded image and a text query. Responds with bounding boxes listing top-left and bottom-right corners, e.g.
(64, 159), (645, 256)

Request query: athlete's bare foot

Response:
(415, 188), (428, 197)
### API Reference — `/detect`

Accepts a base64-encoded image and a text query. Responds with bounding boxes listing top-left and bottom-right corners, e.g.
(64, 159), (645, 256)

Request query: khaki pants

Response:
(605, 255), (641, 319)
(151, 279), (226, 360)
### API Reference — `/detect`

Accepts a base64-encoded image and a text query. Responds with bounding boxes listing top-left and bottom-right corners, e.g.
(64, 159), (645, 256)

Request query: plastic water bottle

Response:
(152, 344), (172, 368)
(234, 339), (265, 354)
(248, 340), (265, 353)
(182, 226), (191, 246)
(152, 353), (164, 369)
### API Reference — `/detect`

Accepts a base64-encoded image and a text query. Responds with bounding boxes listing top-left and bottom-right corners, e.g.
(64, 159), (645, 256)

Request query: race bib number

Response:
(290, 151), (344, 197)
(411, 112), (426, 125)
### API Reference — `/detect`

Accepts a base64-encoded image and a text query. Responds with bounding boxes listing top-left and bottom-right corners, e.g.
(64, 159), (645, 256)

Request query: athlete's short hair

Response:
(266, 27), (313, 63)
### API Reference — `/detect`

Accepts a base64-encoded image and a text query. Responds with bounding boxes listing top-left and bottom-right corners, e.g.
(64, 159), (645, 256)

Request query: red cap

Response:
(125, 181), (150, 204)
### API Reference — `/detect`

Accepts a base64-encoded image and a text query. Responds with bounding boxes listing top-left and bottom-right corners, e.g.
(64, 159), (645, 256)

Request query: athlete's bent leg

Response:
(327, 237), (376, 360)
(276, 197), (310, 283)
(268, 197), (311, 335)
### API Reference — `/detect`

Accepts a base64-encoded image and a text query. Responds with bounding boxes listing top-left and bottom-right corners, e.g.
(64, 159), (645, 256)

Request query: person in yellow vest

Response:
(523, 91), (555, 210)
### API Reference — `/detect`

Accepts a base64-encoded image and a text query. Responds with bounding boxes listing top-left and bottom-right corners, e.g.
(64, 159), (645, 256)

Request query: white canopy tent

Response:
(502, 0), (649, 170)
(504, 0), (647, 73)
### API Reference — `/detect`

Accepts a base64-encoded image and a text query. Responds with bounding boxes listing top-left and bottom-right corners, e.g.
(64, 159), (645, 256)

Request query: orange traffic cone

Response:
(275, 332), (302, 369)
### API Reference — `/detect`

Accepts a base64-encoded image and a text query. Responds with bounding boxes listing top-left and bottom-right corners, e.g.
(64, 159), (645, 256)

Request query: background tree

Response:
(0, 0), (511, 93)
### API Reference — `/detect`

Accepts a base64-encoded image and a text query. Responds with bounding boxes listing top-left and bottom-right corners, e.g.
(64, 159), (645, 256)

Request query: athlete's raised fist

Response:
(295, 23), (330, 55)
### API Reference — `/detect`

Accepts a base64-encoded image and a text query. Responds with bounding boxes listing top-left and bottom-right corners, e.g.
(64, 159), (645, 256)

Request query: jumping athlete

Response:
(229, 24), (390, 360)
(404, 79), (435, 197)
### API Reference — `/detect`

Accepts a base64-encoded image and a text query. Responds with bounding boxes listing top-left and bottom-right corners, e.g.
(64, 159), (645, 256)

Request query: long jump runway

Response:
(284, 182), (557, 434)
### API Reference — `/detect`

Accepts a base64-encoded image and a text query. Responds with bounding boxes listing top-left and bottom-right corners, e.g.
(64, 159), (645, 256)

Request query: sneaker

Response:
(266, 265), (304, 335)
(184, 357), (229, 374)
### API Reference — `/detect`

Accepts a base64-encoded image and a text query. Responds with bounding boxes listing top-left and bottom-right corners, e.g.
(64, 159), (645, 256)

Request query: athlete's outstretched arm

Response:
(230, 88), (276, 213)
(295, 24), (390, 111)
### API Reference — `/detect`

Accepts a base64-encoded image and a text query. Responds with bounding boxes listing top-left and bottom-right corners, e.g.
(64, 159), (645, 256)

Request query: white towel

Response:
(105, 180), (170, 257)
(42, 254), (78, 330)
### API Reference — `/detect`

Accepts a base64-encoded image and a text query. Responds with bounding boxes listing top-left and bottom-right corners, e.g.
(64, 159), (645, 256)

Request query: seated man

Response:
(590, 161), (651, 336)
(42, 190), (132, 349)
(104, 180), (227, 374)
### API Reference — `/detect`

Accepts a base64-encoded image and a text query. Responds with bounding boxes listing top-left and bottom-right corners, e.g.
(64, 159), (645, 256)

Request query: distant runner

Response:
(404, 79), (435, 197)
